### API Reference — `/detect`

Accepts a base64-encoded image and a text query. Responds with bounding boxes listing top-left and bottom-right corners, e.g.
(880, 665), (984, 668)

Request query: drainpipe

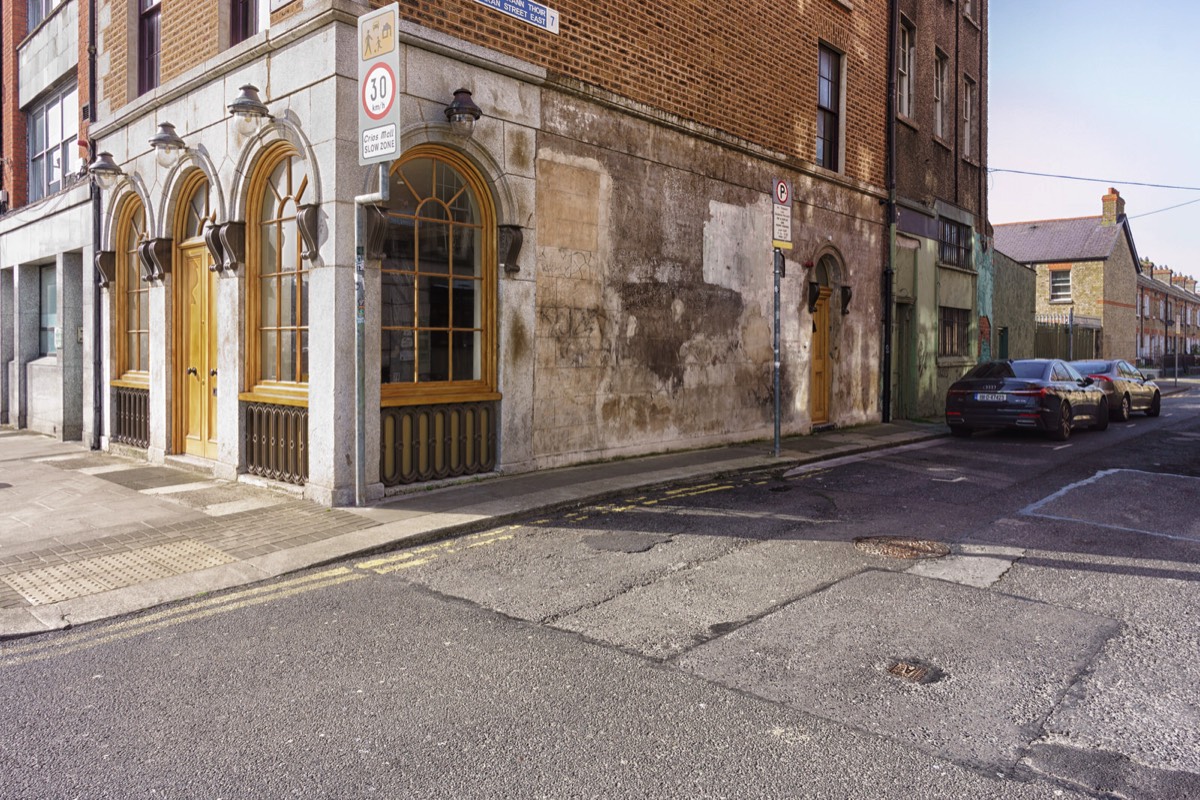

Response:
(89, 0), (102, 450)
(354, 164), (388, 506)
(881, 0), (898, 422)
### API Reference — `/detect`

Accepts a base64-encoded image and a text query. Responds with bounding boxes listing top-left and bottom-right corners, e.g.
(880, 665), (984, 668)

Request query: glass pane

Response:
(300, 276), (308, 328)
(41, 329), (55, 356)
(261, 221), (278, 275)
(451, 227), (480, 275)
(40, 268), (57, 329)
(417, 219), (450, 274)
(422, 331), (449, 382)
(418, 276), (450, 327)
(300, 329), (308, 383)
(267, 159), (287, 206)
(31, 108), (46, 153)
(280, 203), (297, 272)
(279, 329), (295, 382)
(49, 148), (62, 192)
(260, 331), (277, 381)
(451, 278), (478, 328)
(46, 96), (62, 145)
(126, 331), (137, 368)
(30, 156), (44, 201)
(436, 163), (465, 206)
(399, 159), (433, 203)
(62, 86), (78, 138)
(452, 330), (479, 381)
(381, 272), (414, 327)
(280, 273), (296, 328)
(138, 291), (149, 331)
(138, 333), (149, 371)
(387, 169), (420, 215)
(380, 329), (414, 383)
(260, 276), (277, 328)
(383, 215), (416, 268)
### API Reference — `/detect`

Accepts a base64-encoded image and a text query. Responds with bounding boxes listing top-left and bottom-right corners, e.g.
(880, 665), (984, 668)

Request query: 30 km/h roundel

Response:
(362, 63), (396, 121)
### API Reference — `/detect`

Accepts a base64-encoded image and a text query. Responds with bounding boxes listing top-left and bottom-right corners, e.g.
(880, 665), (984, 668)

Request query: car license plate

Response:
(975, 393), (1006, 402)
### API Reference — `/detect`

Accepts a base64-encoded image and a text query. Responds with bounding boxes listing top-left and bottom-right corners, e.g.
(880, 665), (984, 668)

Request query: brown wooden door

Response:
(180, 244), (218, 458)
(811, 288), (831, 424)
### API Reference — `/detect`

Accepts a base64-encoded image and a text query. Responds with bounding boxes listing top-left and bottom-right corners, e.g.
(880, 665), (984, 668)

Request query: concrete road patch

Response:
(678, 569), (1119, 770)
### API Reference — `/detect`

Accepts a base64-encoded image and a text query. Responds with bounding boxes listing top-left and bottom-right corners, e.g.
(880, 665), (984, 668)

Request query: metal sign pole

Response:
(354, 163), (389, 506)
(773, 247), (783, 457)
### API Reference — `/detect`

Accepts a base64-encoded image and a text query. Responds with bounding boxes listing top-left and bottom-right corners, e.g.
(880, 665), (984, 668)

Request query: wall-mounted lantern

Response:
(228, 84), (272, 139)
(444, 88), (482, 138)
(148, 122), (187, 169)
(87, 151), (124, 191)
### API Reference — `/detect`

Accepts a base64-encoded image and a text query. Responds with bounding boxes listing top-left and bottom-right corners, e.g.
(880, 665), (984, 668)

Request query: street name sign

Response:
(358, 5), (402, 165)
(772, 178), (793, 250)
(473, 0), (560, 34)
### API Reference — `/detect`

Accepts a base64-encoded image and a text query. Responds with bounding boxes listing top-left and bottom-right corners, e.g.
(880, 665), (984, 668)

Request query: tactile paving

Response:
(1, 540), (235, 606)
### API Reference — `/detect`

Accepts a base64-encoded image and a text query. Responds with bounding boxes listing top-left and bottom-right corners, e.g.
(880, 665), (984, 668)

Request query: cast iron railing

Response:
(244, 402), (308, 485)
(380, 402), (496, 486)
(112, 386), (150, 448)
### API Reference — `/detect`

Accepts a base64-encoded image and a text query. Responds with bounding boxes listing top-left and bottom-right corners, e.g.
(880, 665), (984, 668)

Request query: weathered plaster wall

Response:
(992, 249), (1035, 359)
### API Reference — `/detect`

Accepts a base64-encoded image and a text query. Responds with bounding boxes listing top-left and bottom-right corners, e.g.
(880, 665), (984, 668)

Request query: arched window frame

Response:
(243, 142), (310, 406)
(379, 145), (498, 407)
(113, 196), (150, 386)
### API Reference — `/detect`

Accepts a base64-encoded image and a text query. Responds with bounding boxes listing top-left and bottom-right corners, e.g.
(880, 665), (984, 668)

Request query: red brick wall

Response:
(376, 0), (889, 186)
(2, 0), (29, 207)
(161, 0), (220, 84)
(100, 0), (129, 112)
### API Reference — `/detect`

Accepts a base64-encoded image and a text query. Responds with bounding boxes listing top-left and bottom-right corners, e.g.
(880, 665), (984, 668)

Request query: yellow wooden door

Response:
(811, 288), (831, 424)
(181, 244), (219, 459)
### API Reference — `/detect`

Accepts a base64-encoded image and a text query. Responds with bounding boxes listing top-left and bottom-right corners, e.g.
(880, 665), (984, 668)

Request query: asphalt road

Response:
(2, 390), (1198, 799)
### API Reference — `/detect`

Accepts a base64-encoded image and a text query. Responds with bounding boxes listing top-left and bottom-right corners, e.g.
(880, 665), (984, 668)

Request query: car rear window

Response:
(1011, 362), (1047, 379)
(965, 362), (1015, 379)
(1071, 361), (1110, 374)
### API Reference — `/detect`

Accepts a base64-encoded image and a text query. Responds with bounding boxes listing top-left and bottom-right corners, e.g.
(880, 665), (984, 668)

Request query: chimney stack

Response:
(1101, 187), (1125, 226)
(1152, 265), (1173, 284)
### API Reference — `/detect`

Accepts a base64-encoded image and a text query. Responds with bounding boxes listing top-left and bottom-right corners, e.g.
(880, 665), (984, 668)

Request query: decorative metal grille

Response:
(112, 386), (150, 448)
(380, 402), (496, 486)
(244, 402), (308, 485)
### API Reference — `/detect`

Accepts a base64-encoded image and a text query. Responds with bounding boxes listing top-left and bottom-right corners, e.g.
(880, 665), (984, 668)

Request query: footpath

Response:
(0, 418), (993, 639)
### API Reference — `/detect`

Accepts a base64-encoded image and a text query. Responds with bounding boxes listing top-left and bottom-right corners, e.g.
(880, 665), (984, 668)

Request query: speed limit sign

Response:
(358, 5), (402, 165)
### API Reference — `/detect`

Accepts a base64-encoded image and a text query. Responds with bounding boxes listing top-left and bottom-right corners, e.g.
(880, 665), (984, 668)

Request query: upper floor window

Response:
(138, 0), (162, 96)
(231, 0), (269, 45)
(933, 51), (948, 139)
(963, 76), (977, 159)
(817, 44), (842, 172)
(898, 20), (915, 119)
(28, 0), (65, 29)
(939, 218), (971, 268)
(27, 81), (79, 203)
(1050, 270), (1071, 302)
(39, 265), (57, 357)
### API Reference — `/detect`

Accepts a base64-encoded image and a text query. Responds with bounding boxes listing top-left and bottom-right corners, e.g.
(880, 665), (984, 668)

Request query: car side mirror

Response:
(1080, 377), (1093, 387)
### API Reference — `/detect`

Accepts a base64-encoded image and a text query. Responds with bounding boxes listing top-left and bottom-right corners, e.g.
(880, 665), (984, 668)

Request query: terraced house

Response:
(3, 0), (898, 505)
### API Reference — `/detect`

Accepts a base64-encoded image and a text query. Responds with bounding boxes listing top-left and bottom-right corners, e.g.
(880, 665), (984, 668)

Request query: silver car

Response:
(1068, 359), (1161, 421)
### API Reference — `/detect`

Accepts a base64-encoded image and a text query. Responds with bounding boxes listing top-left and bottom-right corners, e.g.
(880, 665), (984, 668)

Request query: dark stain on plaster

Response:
(507, 313), (530, 366)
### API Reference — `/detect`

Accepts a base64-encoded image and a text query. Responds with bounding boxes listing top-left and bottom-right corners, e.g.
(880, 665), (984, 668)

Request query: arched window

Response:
(181, 178), (210, 241)
(380, 148), (495, 401)
(116, 198), (149, 381)
(247, 147), (309, 396)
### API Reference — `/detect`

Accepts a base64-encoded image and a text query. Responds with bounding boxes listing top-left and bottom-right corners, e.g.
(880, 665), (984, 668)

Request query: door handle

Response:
(187, 367), (198, 376)
(210, 369), (218, 377)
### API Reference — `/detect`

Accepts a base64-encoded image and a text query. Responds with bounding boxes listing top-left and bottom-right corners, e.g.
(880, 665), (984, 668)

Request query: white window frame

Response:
(27, 81), (79, 203)
(898, 20), (915, 119)
(962, 76), (976, 159)
(1050, 270), (1071, 302)
(933, 51), (948, 139)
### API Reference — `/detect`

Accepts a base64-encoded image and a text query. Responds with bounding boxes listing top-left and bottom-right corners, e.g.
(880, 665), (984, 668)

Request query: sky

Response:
(988, 1), (1200, 280)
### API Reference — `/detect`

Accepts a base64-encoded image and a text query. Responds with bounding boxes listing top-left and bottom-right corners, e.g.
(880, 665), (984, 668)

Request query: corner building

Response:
(87, 0), (889, 504)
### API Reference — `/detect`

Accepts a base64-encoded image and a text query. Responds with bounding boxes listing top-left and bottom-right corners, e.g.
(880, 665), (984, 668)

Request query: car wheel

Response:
(950, 426), (973, 438)
(1147, 392), (1161, 417)
(1050, 402), (1072, 441)
(1116, 393), (1131, 422)
(1093, 398), (1109, 431)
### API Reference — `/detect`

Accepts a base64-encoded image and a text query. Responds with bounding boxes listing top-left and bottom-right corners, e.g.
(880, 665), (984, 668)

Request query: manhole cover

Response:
(887, 658), (946, 685)
(853, 536), (950, 559)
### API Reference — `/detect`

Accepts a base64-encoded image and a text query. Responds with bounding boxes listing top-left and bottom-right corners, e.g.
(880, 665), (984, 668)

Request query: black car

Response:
(1067, 359), (1161, 420)
(945, 358), (1109, 440)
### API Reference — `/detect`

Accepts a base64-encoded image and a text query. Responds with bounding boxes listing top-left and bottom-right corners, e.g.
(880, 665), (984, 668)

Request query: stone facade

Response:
(6, 0), (891, 504)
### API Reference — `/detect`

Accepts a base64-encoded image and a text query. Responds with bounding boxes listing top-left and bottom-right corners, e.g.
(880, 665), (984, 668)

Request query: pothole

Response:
(853, 536), (950, 559)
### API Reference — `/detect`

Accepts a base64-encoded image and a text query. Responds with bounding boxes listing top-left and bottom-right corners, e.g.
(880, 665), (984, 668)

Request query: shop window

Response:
(39, 265), (57, 356)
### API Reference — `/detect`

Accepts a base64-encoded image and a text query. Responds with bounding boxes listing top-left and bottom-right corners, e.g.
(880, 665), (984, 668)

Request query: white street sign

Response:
(772, 178), (793, 250)
(358, 5), (402, 166)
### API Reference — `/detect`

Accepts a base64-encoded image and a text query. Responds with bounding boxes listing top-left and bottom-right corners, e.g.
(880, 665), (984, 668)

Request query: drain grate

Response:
(887, 658), (946, 684)
(2, 540), (235, 606)
(853, 536), (950, 559)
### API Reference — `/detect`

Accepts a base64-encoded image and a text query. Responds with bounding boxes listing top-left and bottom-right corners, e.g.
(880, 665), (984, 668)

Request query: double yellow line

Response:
(0, 567), (364, 668)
